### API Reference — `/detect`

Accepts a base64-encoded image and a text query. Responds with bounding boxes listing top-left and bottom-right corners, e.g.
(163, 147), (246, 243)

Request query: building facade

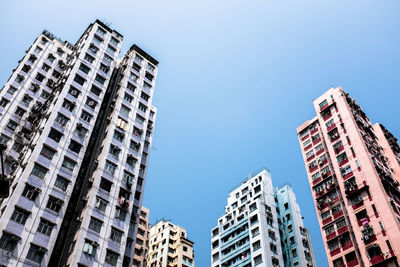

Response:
(147, 220), (195, 267)
(211, 169), (315, 267)
(0, 20), (158, 267)
(133, 206), (151, 267)
(297, 86), (400, 267)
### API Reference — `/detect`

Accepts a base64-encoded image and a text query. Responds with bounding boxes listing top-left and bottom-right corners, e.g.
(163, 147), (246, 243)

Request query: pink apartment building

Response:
(297, 87), (400, 267)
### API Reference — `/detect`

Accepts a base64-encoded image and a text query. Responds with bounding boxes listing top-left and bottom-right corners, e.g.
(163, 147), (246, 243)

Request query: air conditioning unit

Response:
(77, 216), (84, 222)
(88, 177), (94, 183)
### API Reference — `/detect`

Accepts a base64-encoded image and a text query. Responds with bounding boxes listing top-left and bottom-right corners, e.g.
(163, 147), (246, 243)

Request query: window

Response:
(129, 140), (139, 151)
(61, 157), (76, 172)
(34, 46), (43, 53)
(123, 171), (134, 185)
(95, 196), (108, 212)
(48, 128), (63, 142)
(251, 227), (259, 237)
(100, 177), (113, 192)
(306, 150), (314, 159)
(130, 72), (138, 82)
(21, 95), (33, 106)
(135, 55), (143, 63)
(253, 240), (261, 251)
(92, 35), (103, 46)
(75, 124), (88, 138)
(138, 103), (147, 112)
(68, 140), (82, 154)
(105, 161), (117, 175)
(46, 196), (63, 212)
(292, 248), (297, 257)
(114, 108), (129, 121)
(74, 74), (86, 86)
(6, 120), (18, 131)
(37, 219), (55, 236)
(110, 37), (119, 46)
(81, 111), (93, 123)
(22, 184), (39, 201)
(110, 227), (123, 243)
(26, 244), (46, 263)
(29, 83), (39, 92)
(143, 81), (152, 90)
(55, 113), (69, 126)
(133, 127), (142, 138)
(89, 217), (103, 233)
(141, 92), (149, 101)
(22, 64), (31, 73)
(254, 255), (263, 266)
(31, 164), (48, 179)
(106, 45), (116, 55)
(311, 172), (320, 181)
(337, 153), (348, 164)
(0, 98), (10, 108)
(47, 54), (55, 63)
(99, 63), (109, 74)
(105, 249), (119, 266)
(132, 62), (141, 72)
(109, 144), (121, 158)
(147, 63), (155, 72)
(0, 232), (19, 252)
(104, 54), (113, 63)
(84, 53), (95, 63)
(308, 160), (317, 171)
(56, 48), (64, 56)
(89, 44), (99, 54)
(126, 155), (137, 168)
(326, 119), (335, 128)
(113, 130), (125, 142)
(319, 99), (328, 108)
(41, 64), (51, 72)
(90, 85), (102, 96)
(40, 145), (56, 160)
(127, 82), (136, 92)
(95, 74), (106, 85)
(115, 206), (126, 221)
(79, 63), (90, 74)
(41, 91), (50, 99)
(135, 115), (145, 125)
(54, 176), (69, 191)
(315, 144), (323, 152)
(321, 211), (330, 220)
(62, 99), (75, 112)
(124, 93), (133, 103)
(83, 239), (97, 256)
(11, 207), (30, 225)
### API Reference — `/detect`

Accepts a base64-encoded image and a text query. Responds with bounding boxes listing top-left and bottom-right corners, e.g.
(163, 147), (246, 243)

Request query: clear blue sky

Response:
(1, 1), (399, 266)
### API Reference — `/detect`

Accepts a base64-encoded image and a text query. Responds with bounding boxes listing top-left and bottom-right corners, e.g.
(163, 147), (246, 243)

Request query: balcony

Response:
(337, 225), (348, 235)
(339, 158), (349, 167)
(342, 241), (353, 251)
(370, 254), (385, 265)
(347, 259), (359, 267)
(330, 247), (341, 257)
(342, 171), (354, 180)
(322, 216), (333, 226)
(327, 123), (336, 132)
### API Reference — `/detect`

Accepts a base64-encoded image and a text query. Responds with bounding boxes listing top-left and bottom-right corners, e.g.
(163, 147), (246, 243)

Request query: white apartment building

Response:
(211, 169), (315, 267)
(0, 20), (158, 267)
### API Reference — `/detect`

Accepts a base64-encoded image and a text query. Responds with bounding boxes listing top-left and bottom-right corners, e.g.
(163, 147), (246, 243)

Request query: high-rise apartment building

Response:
(211, 169), (315, 267)
(147, 220), (195, 267)
(0, 20), (158, 267)
(297, 86), (400, 267)
(133, 206), (151, 267)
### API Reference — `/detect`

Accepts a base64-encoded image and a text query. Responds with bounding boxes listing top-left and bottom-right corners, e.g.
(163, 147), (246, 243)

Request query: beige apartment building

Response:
(147, 220), (194, 267)
(133, 206), (151, 267)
